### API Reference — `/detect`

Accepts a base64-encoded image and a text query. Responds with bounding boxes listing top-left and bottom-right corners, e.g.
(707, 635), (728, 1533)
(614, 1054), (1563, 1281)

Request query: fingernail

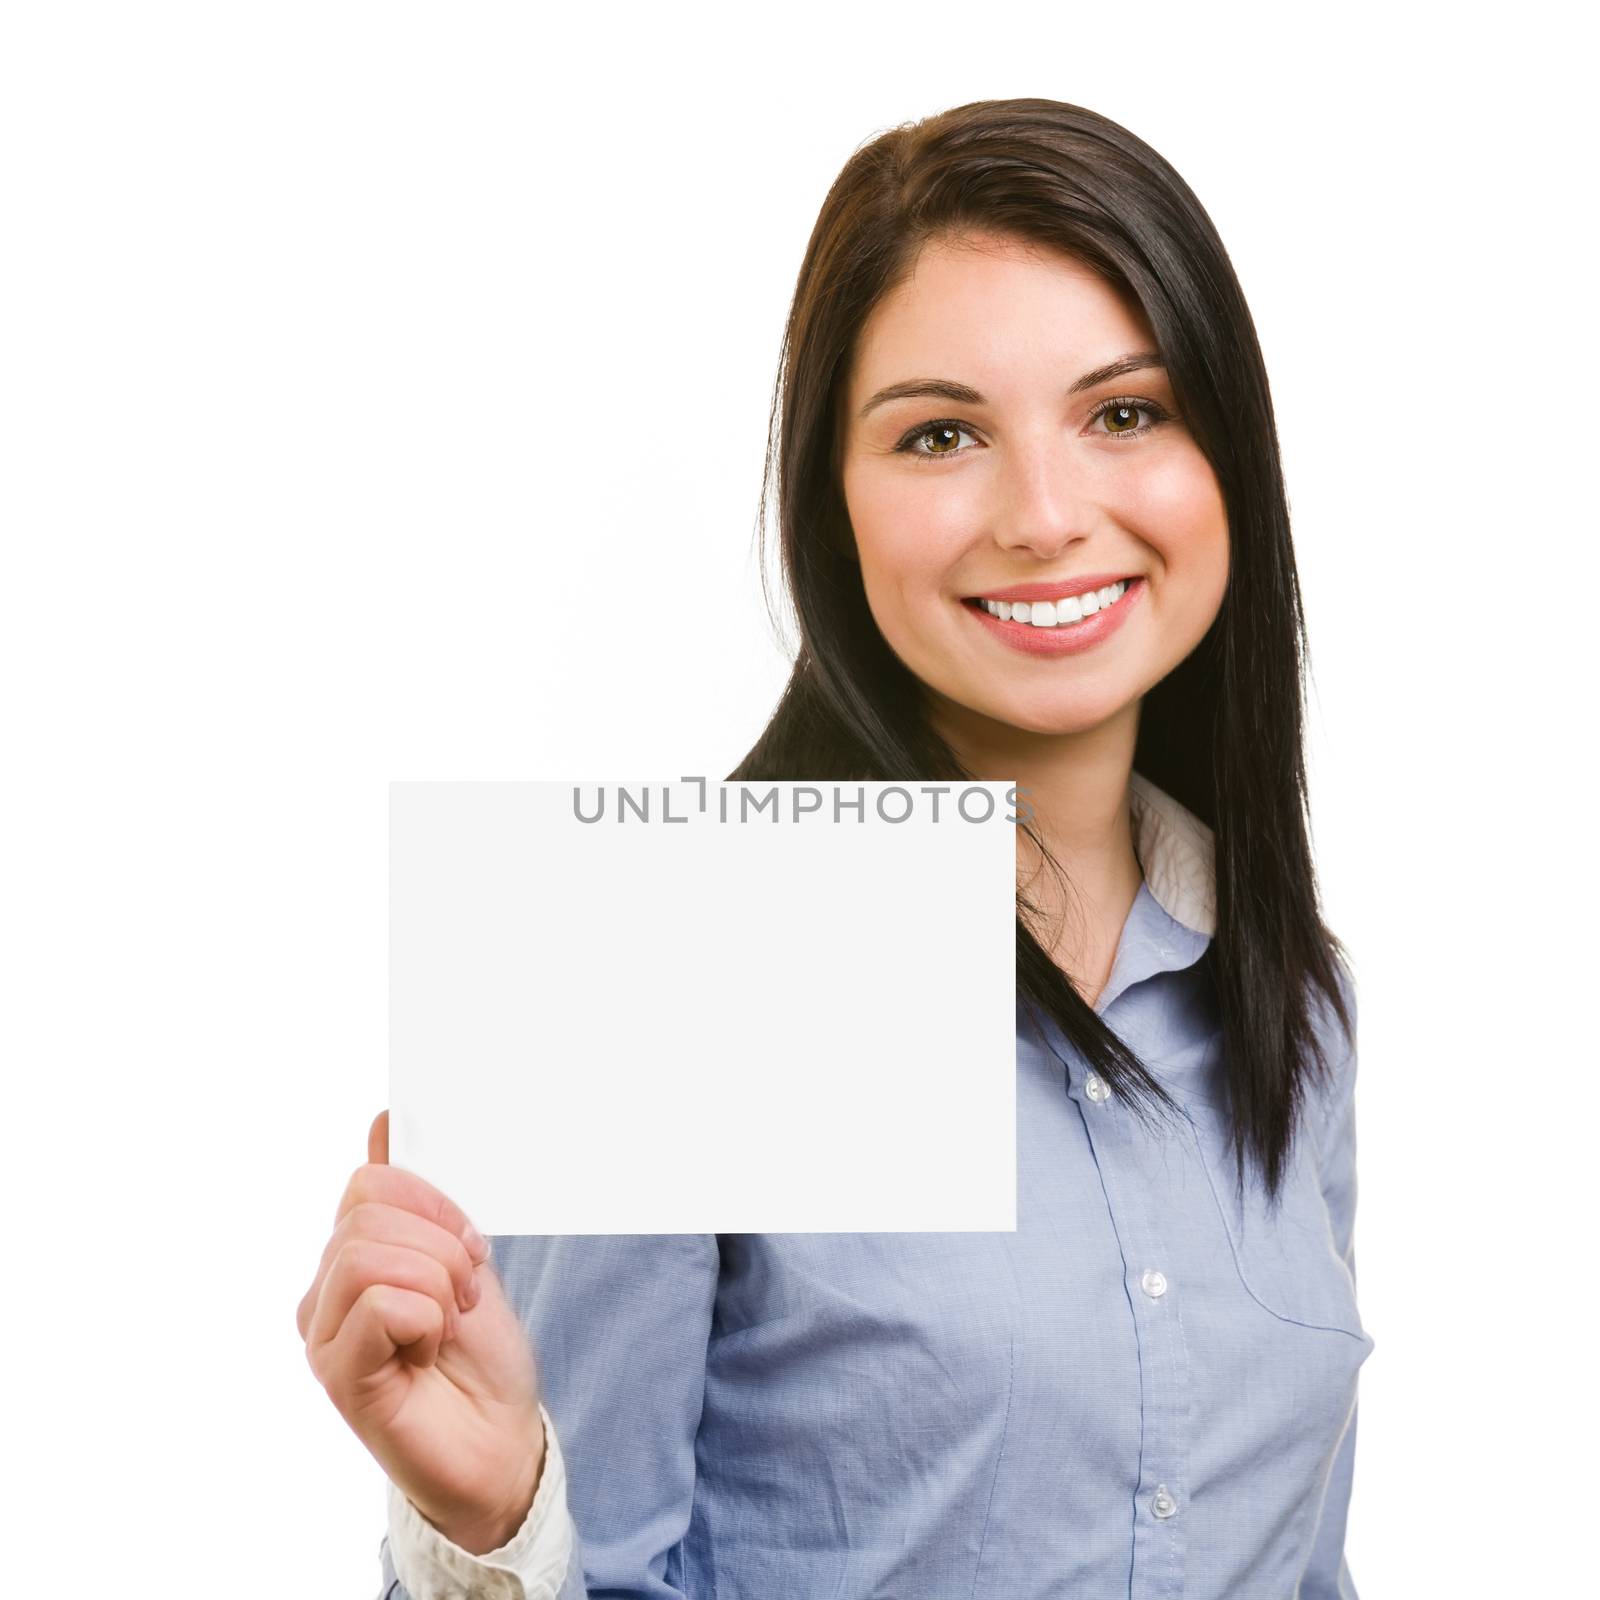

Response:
(464, 1272), (482, 1310)
(464, 1223), (489, 1262)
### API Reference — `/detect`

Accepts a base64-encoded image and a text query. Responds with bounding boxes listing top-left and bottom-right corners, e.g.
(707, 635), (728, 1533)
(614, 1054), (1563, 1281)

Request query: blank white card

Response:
(389, 780), (1017, 1234)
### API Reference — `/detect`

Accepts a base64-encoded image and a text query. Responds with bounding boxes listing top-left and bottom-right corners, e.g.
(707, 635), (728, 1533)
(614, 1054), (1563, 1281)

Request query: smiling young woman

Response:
(301, 98), (1373, 1600)
(836, 235), (1234, 1009)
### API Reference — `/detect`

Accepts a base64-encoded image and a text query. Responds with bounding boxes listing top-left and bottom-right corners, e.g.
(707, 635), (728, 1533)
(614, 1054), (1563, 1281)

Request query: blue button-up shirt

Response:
(383, 773), (1373, 1599)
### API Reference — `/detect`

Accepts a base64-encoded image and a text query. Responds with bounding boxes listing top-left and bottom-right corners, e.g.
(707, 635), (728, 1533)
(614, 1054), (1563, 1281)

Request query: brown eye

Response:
(1094, 398), (1171, 440)
(894, 420), (979, 463)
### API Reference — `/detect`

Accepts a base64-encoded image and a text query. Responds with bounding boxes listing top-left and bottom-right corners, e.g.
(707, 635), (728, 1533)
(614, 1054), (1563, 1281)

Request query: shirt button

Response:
(1084, 1073), (1109, 1103)
(1141, 1268), (1168, 1299)
(1151, 1484), (1178, 1520)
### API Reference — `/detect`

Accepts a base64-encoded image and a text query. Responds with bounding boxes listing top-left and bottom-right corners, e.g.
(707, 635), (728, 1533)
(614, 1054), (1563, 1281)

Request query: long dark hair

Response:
(726, 97), (1352, 1203)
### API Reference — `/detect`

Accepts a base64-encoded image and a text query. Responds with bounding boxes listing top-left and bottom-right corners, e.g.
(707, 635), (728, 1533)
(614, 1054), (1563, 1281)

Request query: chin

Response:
(972, 690), (1135, 739)
(1012, 711), (1123, 738)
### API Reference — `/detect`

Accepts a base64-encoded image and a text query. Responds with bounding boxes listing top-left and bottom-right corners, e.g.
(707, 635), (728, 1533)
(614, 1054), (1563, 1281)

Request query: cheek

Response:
(1125, 451), (1229, 583)
(846, 467), (973, 599)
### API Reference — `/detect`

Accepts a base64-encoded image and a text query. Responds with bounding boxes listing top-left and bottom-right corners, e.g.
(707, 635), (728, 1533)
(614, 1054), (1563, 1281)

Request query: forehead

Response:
(846, 234), (1155, 403)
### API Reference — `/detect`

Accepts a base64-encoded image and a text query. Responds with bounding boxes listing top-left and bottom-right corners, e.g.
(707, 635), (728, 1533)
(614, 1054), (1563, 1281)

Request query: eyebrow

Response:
(856, 351), (1167, 419)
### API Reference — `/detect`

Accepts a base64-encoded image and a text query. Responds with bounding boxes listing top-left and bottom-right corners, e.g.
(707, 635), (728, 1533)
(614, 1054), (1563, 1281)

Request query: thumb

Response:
(368, 1109), (389, 1165)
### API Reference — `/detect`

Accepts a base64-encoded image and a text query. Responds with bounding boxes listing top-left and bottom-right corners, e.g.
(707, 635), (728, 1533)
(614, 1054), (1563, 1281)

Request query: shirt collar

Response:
(1128, 769), (1216, 940)
(1020, 770), (1218, 1048)
(1082, 772), (1215, 1016)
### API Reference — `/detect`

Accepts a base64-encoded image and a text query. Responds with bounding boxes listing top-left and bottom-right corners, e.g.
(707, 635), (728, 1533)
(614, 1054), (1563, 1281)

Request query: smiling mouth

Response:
(962, 578), (1138, 629)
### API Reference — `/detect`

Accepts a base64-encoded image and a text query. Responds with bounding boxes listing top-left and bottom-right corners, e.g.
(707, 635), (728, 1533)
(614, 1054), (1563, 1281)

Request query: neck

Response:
(930, 693), (1145, 997)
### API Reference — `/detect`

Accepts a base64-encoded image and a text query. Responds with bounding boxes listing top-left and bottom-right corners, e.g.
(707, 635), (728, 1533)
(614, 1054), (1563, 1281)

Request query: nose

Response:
(989, 437), (1098, 561)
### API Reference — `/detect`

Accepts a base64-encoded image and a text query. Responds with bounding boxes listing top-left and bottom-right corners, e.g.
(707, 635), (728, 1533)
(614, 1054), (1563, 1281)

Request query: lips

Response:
(961, 576), (1145, 657)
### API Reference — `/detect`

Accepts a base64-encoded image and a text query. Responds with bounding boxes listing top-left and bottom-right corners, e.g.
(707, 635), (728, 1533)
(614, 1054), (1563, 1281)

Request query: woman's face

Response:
(840, 232), (1230, 744)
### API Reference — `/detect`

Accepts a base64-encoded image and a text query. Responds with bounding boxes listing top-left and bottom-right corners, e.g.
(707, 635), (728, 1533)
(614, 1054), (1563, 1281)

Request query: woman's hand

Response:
(298, 1111), (546, 1554)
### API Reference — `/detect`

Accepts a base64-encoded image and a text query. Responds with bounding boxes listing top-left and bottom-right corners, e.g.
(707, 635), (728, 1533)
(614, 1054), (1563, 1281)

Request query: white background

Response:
(3, 4), (1593, 1594)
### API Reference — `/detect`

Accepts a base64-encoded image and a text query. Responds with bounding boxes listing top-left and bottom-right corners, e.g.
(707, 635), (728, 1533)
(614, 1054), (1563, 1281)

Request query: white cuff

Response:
(386, 1403), (577, 1600)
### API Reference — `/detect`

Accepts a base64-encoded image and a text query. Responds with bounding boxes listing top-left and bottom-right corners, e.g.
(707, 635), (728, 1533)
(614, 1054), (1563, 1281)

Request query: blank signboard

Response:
(389, 780), (1017, 1234)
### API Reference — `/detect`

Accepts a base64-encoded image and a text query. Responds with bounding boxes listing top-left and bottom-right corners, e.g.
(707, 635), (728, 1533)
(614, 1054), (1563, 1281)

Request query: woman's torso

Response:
(496, 880), (1373, 1599)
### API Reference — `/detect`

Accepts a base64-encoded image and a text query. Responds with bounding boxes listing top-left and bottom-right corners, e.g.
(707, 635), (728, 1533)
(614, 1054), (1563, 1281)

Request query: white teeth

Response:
(981, 581), (1129, 628)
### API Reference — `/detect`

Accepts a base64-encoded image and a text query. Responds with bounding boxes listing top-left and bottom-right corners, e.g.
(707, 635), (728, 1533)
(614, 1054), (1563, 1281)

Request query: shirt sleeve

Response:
(377, 1401), (587, 1600)
(1300, 961), (1365, 1600)
(371, 1230), (717, 1599)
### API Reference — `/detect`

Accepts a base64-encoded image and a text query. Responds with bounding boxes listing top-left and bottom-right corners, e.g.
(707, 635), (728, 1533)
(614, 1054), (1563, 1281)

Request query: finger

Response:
(308, 1239), (461, 1356)
(298, 1201), (480, 1339)
(336, 1162), (489, 1266)
(311, 1283), (446, 1397)
(368, 1110), (389, 1166)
